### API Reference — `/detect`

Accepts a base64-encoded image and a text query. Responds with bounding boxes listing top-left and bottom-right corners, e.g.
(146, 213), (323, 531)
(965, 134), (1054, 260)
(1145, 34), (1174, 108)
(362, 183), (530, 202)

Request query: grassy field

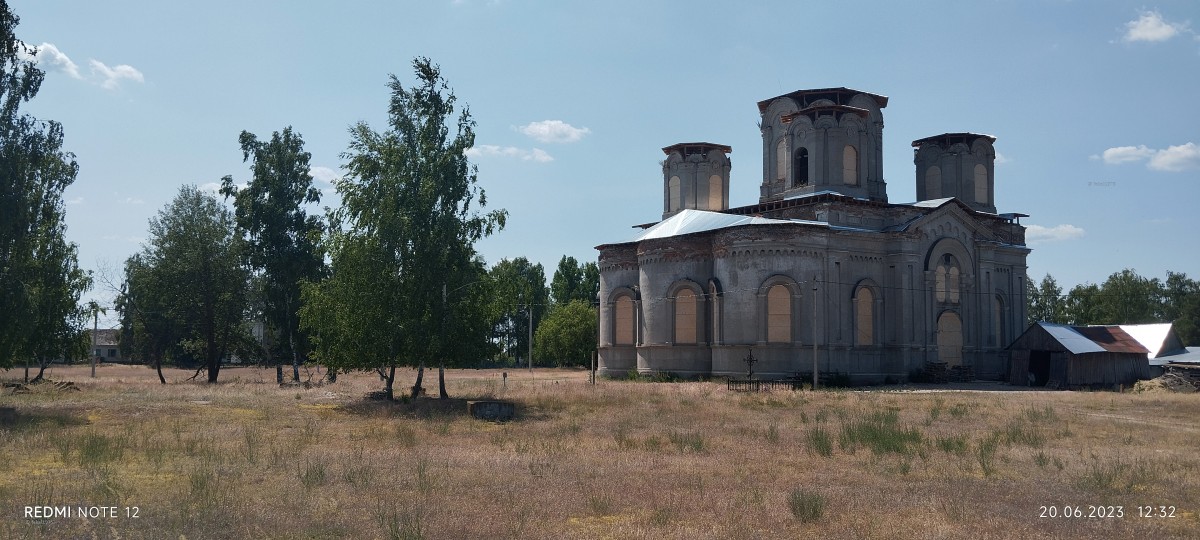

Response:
(1, 364), (1197, 539)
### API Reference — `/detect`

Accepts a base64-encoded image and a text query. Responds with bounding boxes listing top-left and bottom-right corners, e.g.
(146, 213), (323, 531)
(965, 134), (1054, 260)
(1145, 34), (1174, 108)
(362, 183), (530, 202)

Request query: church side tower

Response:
(913, 133), (997, 214)
(757, 88), (888, 203)
(662, 142), (731, 220)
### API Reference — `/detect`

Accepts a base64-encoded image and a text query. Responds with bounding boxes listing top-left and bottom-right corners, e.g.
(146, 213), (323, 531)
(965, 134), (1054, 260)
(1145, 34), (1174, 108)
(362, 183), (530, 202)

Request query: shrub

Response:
(787, 488), (825, 523)
(806, 426), (834, 457)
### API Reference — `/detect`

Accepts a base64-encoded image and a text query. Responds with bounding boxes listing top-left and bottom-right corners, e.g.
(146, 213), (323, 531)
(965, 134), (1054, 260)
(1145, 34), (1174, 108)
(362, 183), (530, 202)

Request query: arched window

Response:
(710, 282), (721, 345)
(843, 145), (858, 186)
(708, 174), (722, 209)
(614, 296), (634, 345)
(935, 254), (961, 304)
(767, 284), (791, 343)
(775, 139), (788, 182)
(974, 164), (988, 203)
(794, 148), (809, 186)
(924, 166), (940, 200)
(855, 287), (874, 346)
(668, 176), (681, 212)
(674, 289), (697, 344)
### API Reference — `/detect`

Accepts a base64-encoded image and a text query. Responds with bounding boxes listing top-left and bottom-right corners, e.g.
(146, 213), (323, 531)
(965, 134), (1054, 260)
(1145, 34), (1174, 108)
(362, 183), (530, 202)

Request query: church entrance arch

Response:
(936, 311), (963, 367)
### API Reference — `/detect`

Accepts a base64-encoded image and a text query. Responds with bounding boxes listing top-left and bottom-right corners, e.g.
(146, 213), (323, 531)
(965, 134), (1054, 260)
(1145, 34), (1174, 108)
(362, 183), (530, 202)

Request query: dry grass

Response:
(1, 363), (1198, 539)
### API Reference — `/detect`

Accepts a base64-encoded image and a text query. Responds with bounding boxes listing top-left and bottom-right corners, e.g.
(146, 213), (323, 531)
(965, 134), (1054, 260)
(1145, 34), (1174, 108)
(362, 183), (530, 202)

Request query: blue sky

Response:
(10, 1), (1199, 324)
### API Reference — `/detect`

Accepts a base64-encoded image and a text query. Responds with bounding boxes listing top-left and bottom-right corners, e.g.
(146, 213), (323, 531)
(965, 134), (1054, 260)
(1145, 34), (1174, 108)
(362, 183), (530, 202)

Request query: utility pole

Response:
(812, 282), (819, 390)
(532, 306), (537, 374)
(91, 307), (99, 378)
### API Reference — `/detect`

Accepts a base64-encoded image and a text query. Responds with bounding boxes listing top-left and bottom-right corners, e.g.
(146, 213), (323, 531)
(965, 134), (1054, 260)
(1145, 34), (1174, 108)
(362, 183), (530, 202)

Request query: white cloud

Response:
(465, 145), (553, 163)
(1096, 142), (1200, 171)
(18, 41), (143, 90)
(23, 42), (83, 79)
(89, 59), (144, 90)
(1099, 145), (1155, 164)
(199, 182), (225, 193)
(1026, 224), (1085, 244)
(309, 166), (342, 185)
(66, 196), (84, 205)
(1122, 11), (1185, 43)
(516, 120), (591, 144)
(121, 197), (144, 205)
(1147, 142), (1200, 172)
(994, 152), (1011, 165)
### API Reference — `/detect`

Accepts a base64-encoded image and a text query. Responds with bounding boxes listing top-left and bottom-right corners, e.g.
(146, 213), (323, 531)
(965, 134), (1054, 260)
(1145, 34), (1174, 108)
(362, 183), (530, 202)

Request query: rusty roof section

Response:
(782, 104), (871, 123)
(911, 132), (997, 148)
(1072, 326), (1151, 355)
(757, 87), (888, 114)
(90, 328), (120, 347)
(661, 142), (732, 156)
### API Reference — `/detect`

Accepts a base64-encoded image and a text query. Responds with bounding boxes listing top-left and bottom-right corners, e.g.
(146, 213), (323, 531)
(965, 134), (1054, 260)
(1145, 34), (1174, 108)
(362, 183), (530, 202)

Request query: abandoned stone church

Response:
(595, 87), (1030, 382)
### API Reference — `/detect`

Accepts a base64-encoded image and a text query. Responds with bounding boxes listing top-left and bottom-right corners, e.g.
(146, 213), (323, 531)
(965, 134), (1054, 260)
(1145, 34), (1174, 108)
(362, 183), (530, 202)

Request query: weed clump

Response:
(787, 488), (825, 523)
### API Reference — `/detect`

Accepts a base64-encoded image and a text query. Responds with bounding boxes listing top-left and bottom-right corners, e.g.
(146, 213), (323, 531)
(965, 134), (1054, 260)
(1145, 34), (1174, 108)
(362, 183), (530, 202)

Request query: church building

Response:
(595, 88), (1030, 383)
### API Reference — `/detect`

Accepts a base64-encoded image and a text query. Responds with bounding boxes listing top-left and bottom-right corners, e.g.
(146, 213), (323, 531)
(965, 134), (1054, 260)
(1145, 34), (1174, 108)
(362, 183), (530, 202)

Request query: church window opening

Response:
(974, 164), (987, 204)
(794, 148), (809, 186)
(936, 254), (961, 304)
(674, 289), (697, 344)
(855, 287), (874, 346)
(924, 165), (940, 199)
(668, 176), (681, 212)
(843, 145), (858, 186)
(994, 294), (1006, 346)
(614, 296), (635, 345)
(766, 284), (791, 343)
(708, 174), (722, 209)
(775, 139), (788, 182)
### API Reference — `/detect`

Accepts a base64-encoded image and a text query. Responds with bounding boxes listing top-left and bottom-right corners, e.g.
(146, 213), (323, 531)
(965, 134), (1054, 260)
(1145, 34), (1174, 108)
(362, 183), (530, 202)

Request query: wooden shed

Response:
(1008, 322), (1153, 388)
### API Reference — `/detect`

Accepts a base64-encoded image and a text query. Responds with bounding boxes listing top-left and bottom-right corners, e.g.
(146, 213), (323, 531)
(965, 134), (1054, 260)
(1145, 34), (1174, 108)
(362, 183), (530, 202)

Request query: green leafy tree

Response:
(534, 299), (598, 367)
(302, 58), (505, 400)
(1096, 268), (1162, 325)
(0, 3), (90, 370)
(1026, 274), (1065, 325)
(1063, 283), (1102, 326)
(127, 185), (249, 383)
(488, 257), (548, 365)
(1161, 271), (1199, 346)
(116, 253), (177, 383)
(550, 256), (599, 307)
(220, 127), (324, 384)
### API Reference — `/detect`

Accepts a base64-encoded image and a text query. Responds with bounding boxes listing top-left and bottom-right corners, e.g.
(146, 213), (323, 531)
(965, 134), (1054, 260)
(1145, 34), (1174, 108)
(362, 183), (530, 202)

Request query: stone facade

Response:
(596, 88), (1030, 383)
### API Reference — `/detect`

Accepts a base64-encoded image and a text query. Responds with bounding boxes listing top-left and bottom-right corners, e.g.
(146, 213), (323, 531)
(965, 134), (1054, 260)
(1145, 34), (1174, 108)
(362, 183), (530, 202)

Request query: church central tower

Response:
(756, 88), (888, 203)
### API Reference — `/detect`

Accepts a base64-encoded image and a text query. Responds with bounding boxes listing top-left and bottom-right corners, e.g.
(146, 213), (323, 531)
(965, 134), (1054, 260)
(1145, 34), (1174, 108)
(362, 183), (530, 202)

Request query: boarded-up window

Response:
(937, 311), (963, 366)
(936, 255), (961, 304)
(843, 145), (858, 185)
(775, 139), (788, 182)
(614, 296), (634, 345)
(668, 176), (681, 212)
(974, 164), (987, 203)
(924, 166), (940, 199)
(674, 289), (697, 344)
(855, 287), (874, 346)
(708, 174), (722, 210)
(767, 284), (791, 343)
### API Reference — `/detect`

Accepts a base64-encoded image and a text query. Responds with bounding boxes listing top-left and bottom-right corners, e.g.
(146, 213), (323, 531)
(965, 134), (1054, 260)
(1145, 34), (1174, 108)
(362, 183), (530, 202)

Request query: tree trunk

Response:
(325, 366), (337, 383)
(276, 363), (284, 384)
(438, 361), (448, 399)
(384, 364), (396, 400)
(411, 361), (425, 400)
(155, 357), (166, 384)
(31, 358), (49, 383)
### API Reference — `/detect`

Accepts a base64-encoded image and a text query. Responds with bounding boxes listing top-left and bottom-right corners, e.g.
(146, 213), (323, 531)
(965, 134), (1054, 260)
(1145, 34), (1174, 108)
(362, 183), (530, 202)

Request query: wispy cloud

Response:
(516, 120), (591, 144)
(994, 152), (1011, 165)
(121, 196), (144, 205)
(66, 196), (84, 205)
(89, 59), (144, 90)
(465, 145), (553, 163)
(19, 41), (143, 90)
(1026, 224), (1085, 244)
(1121, 10), (1187, 43)
(1094, 142), (1199, 171)
(309, 166), (342, 185)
